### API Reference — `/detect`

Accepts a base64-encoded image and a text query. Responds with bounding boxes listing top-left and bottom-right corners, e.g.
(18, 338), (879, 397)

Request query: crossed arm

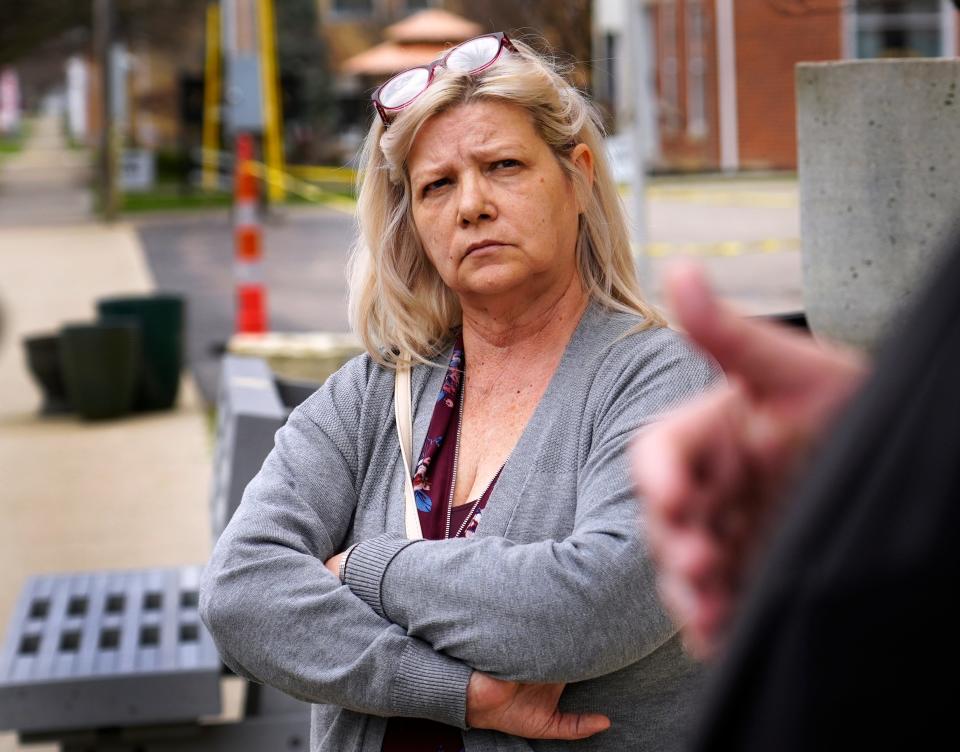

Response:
(335, 422), (678, 684)
(200, 396), (473, 726)
(199, 361), (613, 738)
(202, 338), (714, 736)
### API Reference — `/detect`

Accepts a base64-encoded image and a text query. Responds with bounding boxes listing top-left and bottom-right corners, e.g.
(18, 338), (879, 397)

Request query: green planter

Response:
(59, 322), (140, 421)
(97, 294), (185, 411)
(23, 332), (73, 414)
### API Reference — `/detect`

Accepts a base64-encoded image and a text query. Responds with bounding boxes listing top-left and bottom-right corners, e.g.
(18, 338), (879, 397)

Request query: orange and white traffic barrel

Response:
(234, 133), (268, 333)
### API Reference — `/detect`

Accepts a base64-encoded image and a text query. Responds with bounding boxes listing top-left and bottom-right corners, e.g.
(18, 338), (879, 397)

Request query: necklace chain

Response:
(445, 378), (505, 539)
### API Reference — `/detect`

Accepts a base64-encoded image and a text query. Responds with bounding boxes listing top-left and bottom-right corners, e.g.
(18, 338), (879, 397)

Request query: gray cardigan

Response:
(200, 302), (719, 751)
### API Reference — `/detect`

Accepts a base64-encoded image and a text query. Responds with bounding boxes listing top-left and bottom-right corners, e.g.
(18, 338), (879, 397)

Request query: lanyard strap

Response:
(394, 361), (423, 540)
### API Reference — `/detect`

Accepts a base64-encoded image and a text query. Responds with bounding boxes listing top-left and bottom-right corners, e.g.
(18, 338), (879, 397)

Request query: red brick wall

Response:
(734, 0), (842, 170)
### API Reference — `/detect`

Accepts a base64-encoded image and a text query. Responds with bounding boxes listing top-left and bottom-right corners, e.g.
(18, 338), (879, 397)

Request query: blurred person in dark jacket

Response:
(634, 245), (960, 750)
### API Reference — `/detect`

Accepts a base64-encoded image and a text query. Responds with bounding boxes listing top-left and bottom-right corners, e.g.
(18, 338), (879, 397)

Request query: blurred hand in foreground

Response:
(633, 263), (868, 660)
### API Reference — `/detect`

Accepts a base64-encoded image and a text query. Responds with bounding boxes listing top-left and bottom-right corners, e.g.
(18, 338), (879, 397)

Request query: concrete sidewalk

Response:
(0, 115), (91, 227)
(0, 119), (213, 751)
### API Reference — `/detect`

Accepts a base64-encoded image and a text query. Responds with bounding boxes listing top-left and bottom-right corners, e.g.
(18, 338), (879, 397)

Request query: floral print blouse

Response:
(381, 336), (503, 752)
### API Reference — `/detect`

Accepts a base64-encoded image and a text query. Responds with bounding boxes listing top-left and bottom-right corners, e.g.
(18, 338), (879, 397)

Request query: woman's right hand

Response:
(466, 672), (610, 740)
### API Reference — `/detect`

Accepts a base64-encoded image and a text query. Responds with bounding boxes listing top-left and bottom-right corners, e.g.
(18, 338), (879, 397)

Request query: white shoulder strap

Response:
(394, 360), (423, 540)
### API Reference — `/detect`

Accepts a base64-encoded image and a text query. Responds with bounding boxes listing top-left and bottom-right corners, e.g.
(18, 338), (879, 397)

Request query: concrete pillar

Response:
(796, 60), (960, 351)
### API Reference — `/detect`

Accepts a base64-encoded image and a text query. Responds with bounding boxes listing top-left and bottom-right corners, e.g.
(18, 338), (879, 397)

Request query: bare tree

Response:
(1, 0), (91, 65)
(446, 0), (592, 85)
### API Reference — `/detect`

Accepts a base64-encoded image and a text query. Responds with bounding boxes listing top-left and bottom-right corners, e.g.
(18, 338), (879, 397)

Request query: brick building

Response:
(594, 0), (960, 172)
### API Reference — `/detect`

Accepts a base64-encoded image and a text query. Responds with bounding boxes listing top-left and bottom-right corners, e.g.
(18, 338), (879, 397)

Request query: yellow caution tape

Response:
(633, 238), (800, 258)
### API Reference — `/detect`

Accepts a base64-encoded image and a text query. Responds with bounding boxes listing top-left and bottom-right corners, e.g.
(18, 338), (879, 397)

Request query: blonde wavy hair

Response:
(347, 36), (665, 366)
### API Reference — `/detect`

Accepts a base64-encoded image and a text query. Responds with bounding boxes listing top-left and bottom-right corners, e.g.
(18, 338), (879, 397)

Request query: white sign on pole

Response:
(120, 149), (156, 191)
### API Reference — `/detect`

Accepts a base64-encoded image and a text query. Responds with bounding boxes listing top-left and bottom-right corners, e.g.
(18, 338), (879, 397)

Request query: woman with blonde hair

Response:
(202, 32), (716, 751)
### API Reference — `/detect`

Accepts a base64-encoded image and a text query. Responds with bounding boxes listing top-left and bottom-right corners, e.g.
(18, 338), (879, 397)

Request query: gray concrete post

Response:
(796, 60), (960, 351)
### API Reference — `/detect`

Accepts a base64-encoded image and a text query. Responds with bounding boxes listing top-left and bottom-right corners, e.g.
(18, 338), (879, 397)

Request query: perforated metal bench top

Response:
(0, 565), (221, 732)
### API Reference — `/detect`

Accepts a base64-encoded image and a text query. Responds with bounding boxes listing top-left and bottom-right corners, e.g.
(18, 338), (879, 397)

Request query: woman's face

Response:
(407, 100), (593, 308)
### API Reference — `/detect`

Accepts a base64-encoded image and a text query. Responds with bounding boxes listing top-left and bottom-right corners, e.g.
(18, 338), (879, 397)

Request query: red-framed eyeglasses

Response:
(372, 32), (517, 126)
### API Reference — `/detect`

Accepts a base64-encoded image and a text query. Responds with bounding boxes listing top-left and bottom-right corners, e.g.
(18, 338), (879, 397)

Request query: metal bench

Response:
(0, 355), (318, 750)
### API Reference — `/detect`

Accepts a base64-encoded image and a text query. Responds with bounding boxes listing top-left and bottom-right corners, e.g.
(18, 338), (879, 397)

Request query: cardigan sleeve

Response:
(342, 334), (719, 684)
(199, 356), (472, 727)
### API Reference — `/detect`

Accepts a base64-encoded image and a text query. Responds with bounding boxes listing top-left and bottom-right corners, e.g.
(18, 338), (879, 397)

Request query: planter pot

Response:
(23, 333), (73, 414)
(97, 294), (185, 411)
(796, 60), (960, 351)
(59, 321), (140, 421)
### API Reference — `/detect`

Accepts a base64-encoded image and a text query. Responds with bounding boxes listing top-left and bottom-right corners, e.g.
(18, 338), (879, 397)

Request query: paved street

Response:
(639, 177), (803, 314)
(133, 177), (801, 402)
(135, 208), (356, 402)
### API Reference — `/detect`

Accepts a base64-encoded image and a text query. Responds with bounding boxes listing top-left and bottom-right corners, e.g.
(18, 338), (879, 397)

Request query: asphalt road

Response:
(135, 206), (356, 403)
(135, 181), (804, 406)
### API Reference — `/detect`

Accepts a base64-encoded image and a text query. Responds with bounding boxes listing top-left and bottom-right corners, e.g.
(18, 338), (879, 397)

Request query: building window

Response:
(657, 0), (680, 135)
(332, 0), (374, 16)
(591, 30), (618, 125)
(603, 32), (618, 108)
(853, 0), (942, 58)
(685, 0), (708, 139)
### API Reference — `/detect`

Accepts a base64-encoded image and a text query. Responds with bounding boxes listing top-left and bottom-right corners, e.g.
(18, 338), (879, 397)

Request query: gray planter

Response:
(796, 60), (960, 350)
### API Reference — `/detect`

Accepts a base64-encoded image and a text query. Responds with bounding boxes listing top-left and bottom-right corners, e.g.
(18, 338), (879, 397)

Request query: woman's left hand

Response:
(327, 550), (608, 738)
(324, 552), (346, 579)
(466, 672), (610, 739)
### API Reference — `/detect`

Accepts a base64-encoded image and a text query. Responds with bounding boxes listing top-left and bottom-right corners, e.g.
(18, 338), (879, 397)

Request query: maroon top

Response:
(381, 338), (501, 752)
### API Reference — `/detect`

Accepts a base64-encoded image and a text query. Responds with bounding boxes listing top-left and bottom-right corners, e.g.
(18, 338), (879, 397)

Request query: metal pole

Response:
(94, 0), (118, 220)
(715, 0), (739, 172)
(257, 0), (285, 203)
(202, 2), (223, 191)
(628, 0), (651, 289)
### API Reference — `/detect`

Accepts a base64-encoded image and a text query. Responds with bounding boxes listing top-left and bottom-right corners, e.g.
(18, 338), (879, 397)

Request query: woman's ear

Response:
(570, 143), (595, 210)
